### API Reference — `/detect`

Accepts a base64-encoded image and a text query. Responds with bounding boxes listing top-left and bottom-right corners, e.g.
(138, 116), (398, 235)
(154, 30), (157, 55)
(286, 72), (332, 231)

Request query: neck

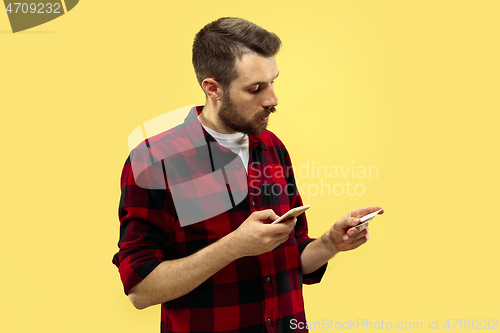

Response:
(198, 99), (237, 134)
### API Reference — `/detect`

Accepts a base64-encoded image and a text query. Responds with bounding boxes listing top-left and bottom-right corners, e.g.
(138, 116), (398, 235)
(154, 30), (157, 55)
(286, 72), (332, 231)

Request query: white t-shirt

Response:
(202, 125), (250, 173)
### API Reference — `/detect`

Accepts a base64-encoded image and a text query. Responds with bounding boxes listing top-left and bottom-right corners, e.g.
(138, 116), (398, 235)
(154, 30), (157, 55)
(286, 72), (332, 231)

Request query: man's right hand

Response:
(127, 209), (296, 309)
(228, 209), (297, 258)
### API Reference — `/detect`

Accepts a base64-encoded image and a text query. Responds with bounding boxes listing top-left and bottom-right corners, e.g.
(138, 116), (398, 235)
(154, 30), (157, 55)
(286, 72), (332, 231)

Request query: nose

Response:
(263, 86), (279, 108)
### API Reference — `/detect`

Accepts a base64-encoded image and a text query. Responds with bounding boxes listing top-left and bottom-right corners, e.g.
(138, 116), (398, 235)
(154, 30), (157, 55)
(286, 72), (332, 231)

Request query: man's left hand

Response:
(324, 206), (384, 252)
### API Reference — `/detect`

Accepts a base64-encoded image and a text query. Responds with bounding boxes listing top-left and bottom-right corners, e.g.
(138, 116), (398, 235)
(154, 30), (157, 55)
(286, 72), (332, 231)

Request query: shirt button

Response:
(266, 276), (270, 283)
(252, 200), (256, 206)
(267, 318), (271, 325)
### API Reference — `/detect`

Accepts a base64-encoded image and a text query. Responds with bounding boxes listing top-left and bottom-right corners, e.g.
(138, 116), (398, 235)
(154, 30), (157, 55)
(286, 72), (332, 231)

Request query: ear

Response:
(201, 78), (222, 102)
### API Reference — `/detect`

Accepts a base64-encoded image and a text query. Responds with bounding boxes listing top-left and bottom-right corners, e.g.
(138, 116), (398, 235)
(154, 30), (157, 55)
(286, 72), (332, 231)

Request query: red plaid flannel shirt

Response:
(113, 106), (327, 332)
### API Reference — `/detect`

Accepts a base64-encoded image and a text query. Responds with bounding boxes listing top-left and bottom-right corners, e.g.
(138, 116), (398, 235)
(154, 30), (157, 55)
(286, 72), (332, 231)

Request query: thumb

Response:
(337, 215), (359, 230)
(252, 209), (279, 222)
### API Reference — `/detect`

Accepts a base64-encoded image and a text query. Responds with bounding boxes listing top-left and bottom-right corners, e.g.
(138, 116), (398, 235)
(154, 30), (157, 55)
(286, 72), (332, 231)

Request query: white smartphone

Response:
(355, 208), (383, 227)
(271, 205), (311, 224)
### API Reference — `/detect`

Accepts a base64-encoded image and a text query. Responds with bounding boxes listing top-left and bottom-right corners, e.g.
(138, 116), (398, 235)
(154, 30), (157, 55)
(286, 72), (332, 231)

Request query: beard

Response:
(218, 93), (276, 135)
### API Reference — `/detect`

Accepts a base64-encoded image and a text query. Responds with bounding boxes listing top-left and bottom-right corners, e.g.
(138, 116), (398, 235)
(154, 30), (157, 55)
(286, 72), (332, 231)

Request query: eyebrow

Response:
(245, 71), (280, 88)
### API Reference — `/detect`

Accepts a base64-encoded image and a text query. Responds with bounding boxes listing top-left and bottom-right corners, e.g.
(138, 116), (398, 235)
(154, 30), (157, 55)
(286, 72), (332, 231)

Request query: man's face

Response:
(218, 53), (279, 135)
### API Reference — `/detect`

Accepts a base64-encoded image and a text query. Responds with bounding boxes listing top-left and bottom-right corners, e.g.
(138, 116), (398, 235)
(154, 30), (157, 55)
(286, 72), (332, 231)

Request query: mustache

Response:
(259, 106), (277, 118)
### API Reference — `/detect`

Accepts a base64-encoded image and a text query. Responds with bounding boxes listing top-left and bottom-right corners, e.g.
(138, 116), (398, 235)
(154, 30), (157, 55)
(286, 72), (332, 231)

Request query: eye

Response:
(251, 86), (262, 94)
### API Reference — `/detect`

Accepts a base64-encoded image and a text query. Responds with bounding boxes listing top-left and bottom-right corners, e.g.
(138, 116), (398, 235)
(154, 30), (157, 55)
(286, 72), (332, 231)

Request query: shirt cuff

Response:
(298, 238), (328, 285)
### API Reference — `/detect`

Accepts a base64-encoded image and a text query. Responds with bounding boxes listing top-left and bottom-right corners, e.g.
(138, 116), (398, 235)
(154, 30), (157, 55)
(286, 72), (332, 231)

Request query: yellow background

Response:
(1, 1), (499, 332)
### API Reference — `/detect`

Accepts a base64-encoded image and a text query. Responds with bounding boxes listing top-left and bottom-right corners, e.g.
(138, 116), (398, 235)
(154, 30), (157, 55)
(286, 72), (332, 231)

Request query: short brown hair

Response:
(192, 17), (282, 91)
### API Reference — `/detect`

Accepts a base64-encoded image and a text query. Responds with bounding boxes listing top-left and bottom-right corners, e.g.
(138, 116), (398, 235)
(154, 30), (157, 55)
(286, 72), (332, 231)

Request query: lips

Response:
(259, 107), (275, 122)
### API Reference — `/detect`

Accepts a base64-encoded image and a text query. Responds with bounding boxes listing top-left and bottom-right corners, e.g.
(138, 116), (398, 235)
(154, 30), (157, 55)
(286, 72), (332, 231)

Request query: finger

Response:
(270, 216), (296, 232)
(280, 231), (293, 243)
(275, 217), (297, 233)
(350, 216), (362, 228)
(281, 216), (297, 226)
(349, 229), (368, 241)
(348, 221), (369, 234)
(253, 209), (278, 222)
(272, 228), (294, 246)
(343, 223), (368, 242)
(347, 236), (368, 247)
(350, 206), (384, 218)
(335, 215), (357, 230)
(340, 216), (364, 232)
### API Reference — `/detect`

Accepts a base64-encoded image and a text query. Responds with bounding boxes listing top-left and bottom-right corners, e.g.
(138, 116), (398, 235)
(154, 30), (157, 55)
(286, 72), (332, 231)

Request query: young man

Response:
(113, 17), (382, 332)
